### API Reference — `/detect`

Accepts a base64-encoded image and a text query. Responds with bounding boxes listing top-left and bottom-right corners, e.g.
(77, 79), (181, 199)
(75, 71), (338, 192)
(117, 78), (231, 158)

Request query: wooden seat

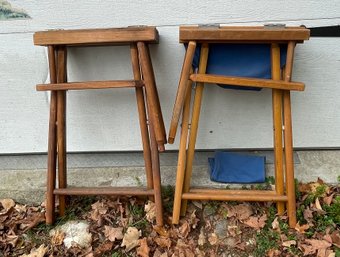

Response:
(34, 26), (166, 227)
(169, 25), (310, 228)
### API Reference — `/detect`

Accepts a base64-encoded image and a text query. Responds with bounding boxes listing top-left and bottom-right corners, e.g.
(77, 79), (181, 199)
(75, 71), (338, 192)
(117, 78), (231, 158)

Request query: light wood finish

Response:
(36, 27), (164, 227)
(34, 27), (159, 46)
(169, 26), (309, 226)
(190, 73), (305, 91)
(180, 43), (209, 216)
(271, 43), (285, 215)
(168, 41), (197, 144)
(54, 187), (154, 196)
(182, 192), (288, 202)
(283, 41), (297, 228)
(36, 80), (143, 91)
(130, 43), (153, 190)
(180, 26), (310, 43)
(137, 42), (165, 151)
(56, 47), (67, 217)
(172, 77), (193, 224)
(46, 46), (57, 225)
(190, 188), (277, 195)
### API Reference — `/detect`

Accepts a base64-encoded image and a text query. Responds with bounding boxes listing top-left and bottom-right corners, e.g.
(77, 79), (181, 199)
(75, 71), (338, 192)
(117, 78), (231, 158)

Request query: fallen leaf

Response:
(323, 193), (334, 206)
(271, 217), (280, 230)
(208, 233), (218, 246)
(93, 241), (113, 256)
(305, 239), (331, 249)
(14, 204), (27, 213)
(20, 244), (48, 257)
(121, 227), (141, 251)
(282, 240), (296, 247)
(144, 201), (156, 223)
(244, 215), (266, 230)
(90, 201), (108, 221)
(50, 229), (65, 245)
(330, 231), (340, 248)
(6, 234), (19, 247)
(198, 228), (206, 246)
(295, 222), (310, 233)
(0, 199), (15, 214)
(267, 249), (281, 257)
(227, 204), (253, 220)
(303, 207), (314, 221)
(315, 198), (323, 211)
(189, 210), (199, 229)
(154, 236), (171, 248)
(104, 226), (123, 242)
(136, 238), (150, 257)
(179, 221), (190, 238)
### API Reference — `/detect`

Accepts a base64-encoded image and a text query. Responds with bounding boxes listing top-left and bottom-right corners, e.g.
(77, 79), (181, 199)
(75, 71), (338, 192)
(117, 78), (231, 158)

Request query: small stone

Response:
(214, 219), (228, 240)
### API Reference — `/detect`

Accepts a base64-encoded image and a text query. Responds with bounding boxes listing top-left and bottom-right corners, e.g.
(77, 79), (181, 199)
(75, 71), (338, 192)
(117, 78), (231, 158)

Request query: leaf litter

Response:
(0, 177), (338, 256)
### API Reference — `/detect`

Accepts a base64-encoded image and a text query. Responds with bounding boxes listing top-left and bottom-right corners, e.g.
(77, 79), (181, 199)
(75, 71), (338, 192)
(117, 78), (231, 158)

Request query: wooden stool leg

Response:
(137, 42), (165, 151)
(130, 43), (153, 189)
(283, 41), (297, 228)
(168, 41), (196, 144)
(57, 47), (67, 217)
(149, 121), (164, 227)
(172, 78), (193, 224)
(46, 46), (58, 224)
(145, 45), (167, 145)
(180, 44), (209, 216)
(271, 43), (285, 215)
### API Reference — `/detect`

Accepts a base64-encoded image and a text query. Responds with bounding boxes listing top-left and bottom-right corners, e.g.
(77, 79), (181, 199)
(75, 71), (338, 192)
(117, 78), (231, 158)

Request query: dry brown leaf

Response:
(137, 238), (150, 257)
(315, 198), (323, 210)
(0, 199), (15, 214)
(104, 226), (123, 242)
(330, 231), (340, 248)
(121, 227), (141, 251)
(305, 239), (331, 249)
(189, 210), (199, 229)
(208, 233), (218, 246)
(22, 212), (46, 232)
(271, 217), (280, 230)
(90, 201), (108, 221)
(20, 244), (48, 257)
(227, 204), (253, 220)
(282, 240), (296, 247)
(198, 228), (206, 246)
(6, 234), (19, 247)
(244, 215), (266, 230)
(295, 222), (310, 233)
(303, 207), (314, 221)
(323, 193), (334, 206)
(14, 204), (27, 213)
(50, 229), (64, 246)
(267, 249), (281, 257)
(179, 221), (190, 238)
(93, 241), (113, 256)
(154, 236), (171, 248)
(144, 201), (156, 223)
(300, 243), (316, 256)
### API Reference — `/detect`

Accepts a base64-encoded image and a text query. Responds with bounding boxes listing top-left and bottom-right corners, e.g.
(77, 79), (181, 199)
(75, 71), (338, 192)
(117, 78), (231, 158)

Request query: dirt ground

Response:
(0, 178), (339, 257)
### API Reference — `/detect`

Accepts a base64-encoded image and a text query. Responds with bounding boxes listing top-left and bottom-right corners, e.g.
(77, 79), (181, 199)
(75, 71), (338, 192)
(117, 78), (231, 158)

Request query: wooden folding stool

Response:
(34, 27), (166, 226)
(169, 25), (310, 228)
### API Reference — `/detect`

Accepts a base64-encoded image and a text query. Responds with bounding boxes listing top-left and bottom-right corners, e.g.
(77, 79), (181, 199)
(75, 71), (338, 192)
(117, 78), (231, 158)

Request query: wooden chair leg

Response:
(283, 41), (297, 228)
(180, 43), (209, 216)
(130, 43), (153, 190)
(271, 43), (285, 215)
(56, 47), (67, 217)
(168, 41), (197, 144)
(145, 44), (167, 145)
(172, 78), (193, 224)
(149, 121), (164, 227)
(137, 42), (165, 151)
(46, 46), (58, 224)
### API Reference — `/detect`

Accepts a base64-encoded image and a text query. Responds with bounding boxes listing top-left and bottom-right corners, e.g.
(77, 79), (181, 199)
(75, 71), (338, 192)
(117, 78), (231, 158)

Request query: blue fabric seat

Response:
(191, 43), (287, 90)
(208, 152), (266, 183)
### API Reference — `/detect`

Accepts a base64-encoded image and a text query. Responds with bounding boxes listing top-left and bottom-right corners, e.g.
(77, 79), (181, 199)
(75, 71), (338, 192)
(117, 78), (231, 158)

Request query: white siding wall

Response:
(1, 1), (340, 153)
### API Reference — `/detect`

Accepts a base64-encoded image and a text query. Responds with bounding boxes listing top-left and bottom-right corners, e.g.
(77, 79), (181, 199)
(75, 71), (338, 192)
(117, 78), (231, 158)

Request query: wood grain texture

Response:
(34, 27), (159, 46)
(36, 80), (144, 91)
(190, 74), (305, 91)
(182, 192), (288, 201)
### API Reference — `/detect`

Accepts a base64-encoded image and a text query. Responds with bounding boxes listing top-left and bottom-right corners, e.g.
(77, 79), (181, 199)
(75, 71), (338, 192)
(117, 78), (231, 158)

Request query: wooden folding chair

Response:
(34, 27), (166, 227)
(169, 25), (310, 228)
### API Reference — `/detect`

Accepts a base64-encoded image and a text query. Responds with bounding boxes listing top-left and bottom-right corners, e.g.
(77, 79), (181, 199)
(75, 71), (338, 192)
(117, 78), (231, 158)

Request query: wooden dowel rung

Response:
(54, 187), (154, 196)
(190, 74), (305, 91)
(190, 188), (277, 195)
(36, 80), (144, 91)
(182, 192), (288, 202)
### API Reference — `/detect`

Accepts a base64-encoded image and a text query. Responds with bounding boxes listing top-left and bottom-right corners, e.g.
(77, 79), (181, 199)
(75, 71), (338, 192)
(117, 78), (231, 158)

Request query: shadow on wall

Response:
(0, 0), (30, 20)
